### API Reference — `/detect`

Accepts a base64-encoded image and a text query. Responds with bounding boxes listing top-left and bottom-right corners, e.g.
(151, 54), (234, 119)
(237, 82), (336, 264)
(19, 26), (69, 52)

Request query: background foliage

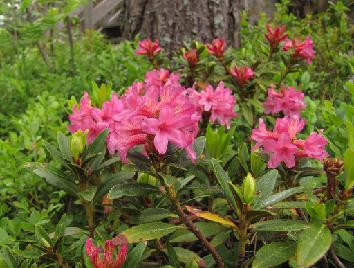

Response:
(0, 0), (353, 267)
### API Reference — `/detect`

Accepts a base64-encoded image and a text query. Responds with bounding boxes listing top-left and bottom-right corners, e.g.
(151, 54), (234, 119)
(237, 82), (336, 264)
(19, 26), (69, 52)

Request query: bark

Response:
(108, 0), (244, 53)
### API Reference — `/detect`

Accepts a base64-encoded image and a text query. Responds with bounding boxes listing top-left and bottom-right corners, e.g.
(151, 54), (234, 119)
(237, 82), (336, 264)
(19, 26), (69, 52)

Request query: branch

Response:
(329, 245), (346, 268)
(165, 185), (224, 268)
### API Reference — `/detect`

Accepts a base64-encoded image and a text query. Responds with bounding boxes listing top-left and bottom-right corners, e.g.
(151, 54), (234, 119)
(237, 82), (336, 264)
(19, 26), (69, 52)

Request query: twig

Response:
(165, 185), (224, 268)
(329, 245), (346, 268)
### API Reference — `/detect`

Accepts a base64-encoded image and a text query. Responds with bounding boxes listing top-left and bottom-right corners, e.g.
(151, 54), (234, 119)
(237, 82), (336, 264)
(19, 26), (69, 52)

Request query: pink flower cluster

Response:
(252, 117), (328, 168)
(283, 37), (315, 64)
(68, 69), (199, 162)
(85, 239), (127, 268)
(68, 70), (239, 162)
(263, 86), (305, 118)
(188, 82), (237, 128)
(230, 66), (254, 88)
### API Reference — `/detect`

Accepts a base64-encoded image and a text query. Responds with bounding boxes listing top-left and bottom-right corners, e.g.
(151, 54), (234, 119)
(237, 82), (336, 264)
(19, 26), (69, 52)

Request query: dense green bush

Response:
(0, 1), (353, 268)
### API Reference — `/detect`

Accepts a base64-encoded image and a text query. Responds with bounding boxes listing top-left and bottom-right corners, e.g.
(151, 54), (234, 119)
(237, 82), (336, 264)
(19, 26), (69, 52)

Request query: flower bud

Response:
(70, 130), (87, 161)
(242, 173), (256, 204)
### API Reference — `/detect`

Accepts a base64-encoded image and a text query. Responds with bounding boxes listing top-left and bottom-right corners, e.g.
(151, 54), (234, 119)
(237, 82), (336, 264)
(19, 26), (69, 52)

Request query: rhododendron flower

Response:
(188, 82), (237, 128)
(251, 117), (328, 168)
(85, 239), (128, 268)
(230, 66), (254, 87)
(68, 92), (104, 143)
(283, 37), (315, 64)
(136, 39), (161, 58)
(206, 38), (226, 58)
(265, 25), (288, 49)
(303, 132), (329, 160)
(69, 69), (199, 163)
(183, 49), (198, 65)
(264, 87), (305, 117)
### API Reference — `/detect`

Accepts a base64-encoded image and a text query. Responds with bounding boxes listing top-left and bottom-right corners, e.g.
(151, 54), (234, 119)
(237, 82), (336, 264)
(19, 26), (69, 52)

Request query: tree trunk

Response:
(109, 0), (243, 54)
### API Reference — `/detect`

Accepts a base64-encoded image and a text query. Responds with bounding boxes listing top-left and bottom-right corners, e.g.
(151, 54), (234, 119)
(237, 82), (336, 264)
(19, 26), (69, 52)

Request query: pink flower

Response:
(183, 49), (198, 65)
(274, 116), (305, 139)
(251, 118), (277, 152)
(68, 92), (104, 143)
(141, 105), (193, 154)
(136, 39), (161, 58)
(268, 133), (298, 168)
(230, 66), (254, 87)
(189, 82), (237, 128)
(299, 132), (328, 160)
(283, 36), (315, 64)
(207, 38), (226, 58)
(85, 239), (128, 268)
(251, 117), (327, 168)
(265, 25), (288, 49)
(264, 87), (305, 117)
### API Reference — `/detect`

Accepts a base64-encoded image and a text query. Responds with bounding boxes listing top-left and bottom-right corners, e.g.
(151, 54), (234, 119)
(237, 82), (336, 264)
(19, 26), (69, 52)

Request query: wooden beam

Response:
(84, 1), (94, 29)
(92, 0), (122, 26)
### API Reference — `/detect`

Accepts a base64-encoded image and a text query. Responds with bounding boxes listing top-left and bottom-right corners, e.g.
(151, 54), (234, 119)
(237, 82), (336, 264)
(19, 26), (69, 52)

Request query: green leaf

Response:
(254, 170), (278, 207)
(35, 225), (53, 248)
(124, 242), (146, 268)
(173, 247), (203, 266)
(210, 159), (238, 213)
(238, 143), (249, 173)
(57, 132), (72, 161)
(78, 186), (97, 202)
(132, 208), (178, 224)
(44, 142), (63, 162)
(252, 242), (296, 268)
(250, 153), (266, 177)
(95, 171), (135, 200)
(251, 220), (309, 232)
(272, 201), (307, 209)
(86, 129), (109, 156)
(34, 168), (78, 195)
(346, 120), (354, 150)
(108, 183), (159, 199)
(296, 224), (332, 267)
(246, 210), (275, 223)
(121, 222), (183, 243)
(167, 242), (180, 268)
(169, 222), (223, 243)
(257, 186), (303, 209)
(344, 149), (354, 190)
(193, 136), (206, 159)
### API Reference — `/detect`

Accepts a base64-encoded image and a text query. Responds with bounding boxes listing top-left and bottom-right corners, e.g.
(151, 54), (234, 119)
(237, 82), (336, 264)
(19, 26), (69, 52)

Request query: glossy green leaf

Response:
(132, 208), (177, 224)
(257, 186), (303, 209)
(252, 242), (296, 268)
(344, 149), (354, 190)
(121, 222), (183, 243)
(34, 168), (78, 195)
(210, 159), (238, 213)
(124, 242), (146, 268)
(251, 220), (309, 232)
(167, 242), (180, 268)
(253, 170), (278, 207)
(35, 225), (53, 248)
(95, 171), (135, 200)
(296, 224), (332, 267)
(78, 186), (97, 202)
(108, 183), (159, 199)
(57, 132), (72, 161)
(86, 129), (108, 155)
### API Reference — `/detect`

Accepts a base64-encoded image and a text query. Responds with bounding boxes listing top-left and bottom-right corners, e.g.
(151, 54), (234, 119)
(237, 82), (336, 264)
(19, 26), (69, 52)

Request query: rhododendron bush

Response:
(2, 2), (353, 268)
